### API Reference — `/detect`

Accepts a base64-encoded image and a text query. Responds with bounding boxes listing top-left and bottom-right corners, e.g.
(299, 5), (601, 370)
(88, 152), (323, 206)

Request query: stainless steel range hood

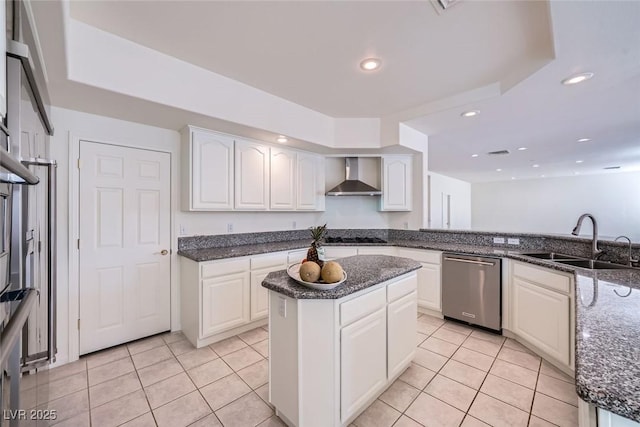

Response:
(326, 157), (382, 196)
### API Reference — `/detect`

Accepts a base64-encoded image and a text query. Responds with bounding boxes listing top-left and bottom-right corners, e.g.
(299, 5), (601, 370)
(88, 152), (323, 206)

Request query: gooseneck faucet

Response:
(571, 214), (603, 260)
(614, 236), (639, 267)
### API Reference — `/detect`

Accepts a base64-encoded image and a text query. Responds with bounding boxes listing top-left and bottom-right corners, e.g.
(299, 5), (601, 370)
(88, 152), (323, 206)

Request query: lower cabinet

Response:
(388, 291), (418, 378)
(269, 272), (418, 427)
(396, 248), (442, 313)
(340, 307), (387, 422)
(201, 272), (250, 336)
(509, 261), (574, 370)
(181, 251), (290, 347)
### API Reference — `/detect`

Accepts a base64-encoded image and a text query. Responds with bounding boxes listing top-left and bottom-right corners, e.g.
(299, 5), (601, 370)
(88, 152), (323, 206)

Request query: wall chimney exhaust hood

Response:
(326, 157), (382, 196)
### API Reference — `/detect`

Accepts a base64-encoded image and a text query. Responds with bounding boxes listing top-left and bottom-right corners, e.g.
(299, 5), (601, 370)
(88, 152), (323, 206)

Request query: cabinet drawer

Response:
(251, 252), (288, 270)
(202, 258), (250, 278)
(387, 274), (418, 302)
(340, 287), (386, 327)
(397, 248), (441, 265)
(513, 262), (571, 294)
(288, 249), (307, 264)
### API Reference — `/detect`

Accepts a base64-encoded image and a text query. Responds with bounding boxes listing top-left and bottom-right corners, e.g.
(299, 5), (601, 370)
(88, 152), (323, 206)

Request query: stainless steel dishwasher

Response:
(442, 253), (502, 332)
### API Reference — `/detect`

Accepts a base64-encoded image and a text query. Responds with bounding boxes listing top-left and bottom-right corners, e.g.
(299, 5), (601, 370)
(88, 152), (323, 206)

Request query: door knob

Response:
(160, 249), (169, 256)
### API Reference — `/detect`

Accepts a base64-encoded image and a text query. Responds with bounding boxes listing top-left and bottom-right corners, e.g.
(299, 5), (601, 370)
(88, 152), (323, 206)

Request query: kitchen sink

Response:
(519, 252), (582, 260)
(554, 259), (633, 270)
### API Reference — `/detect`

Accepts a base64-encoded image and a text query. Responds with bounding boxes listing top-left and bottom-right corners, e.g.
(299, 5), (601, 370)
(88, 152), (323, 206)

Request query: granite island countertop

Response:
(261, 254), (421, 299)
(177, 234), (640, 422)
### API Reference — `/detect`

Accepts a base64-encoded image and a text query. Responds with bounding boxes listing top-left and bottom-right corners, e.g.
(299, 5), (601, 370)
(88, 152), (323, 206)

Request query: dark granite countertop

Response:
(177, 235), (640, 421)
(261, 255), (421, 299)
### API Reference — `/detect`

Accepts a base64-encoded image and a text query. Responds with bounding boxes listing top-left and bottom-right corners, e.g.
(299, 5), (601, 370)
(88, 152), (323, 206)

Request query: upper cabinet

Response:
(235, 139), (270, 210)
(270, 147), (296, 210)
(297, 152), (325, 211)
(380, 155), (412, 211)
(182, 126), (324, 212)
(182, 126), (235, 210)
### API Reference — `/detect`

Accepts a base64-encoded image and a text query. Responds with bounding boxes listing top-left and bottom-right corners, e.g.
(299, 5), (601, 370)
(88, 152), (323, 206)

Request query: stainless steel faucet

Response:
(614, 235), (639, 267)
(571, 214), (603, 260)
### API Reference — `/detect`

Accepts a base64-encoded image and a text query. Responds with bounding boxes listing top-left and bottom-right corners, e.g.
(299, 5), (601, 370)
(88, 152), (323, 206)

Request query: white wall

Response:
(428, 172), (472, 229)
(471, 172), (640, 240)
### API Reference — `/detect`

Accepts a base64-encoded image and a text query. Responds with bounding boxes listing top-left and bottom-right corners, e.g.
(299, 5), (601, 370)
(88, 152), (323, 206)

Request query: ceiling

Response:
(32, 1), (640, 183)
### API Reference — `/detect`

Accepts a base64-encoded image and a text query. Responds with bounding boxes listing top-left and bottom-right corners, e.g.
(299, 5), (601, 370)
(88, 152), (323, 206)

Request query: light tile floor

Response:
(24, 314), (579, 426)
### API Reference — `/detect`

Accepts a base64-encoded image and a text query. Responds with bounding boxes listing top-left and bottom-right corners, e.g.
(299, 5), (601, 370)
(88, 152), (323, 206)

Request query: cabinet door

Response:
(512, 277), (570, 365)
(388, 291), (417, 379)
(235, 140), (269, 210)
(341, 307), (387, 423)
(380, 156), (412, 211)
(297, 153), (324, 210)
(417, 263), (441, 311)
(191, 130), (234, 210)
(201, 272), (250, 337)
(250, 266), (283, 321)
(270, 148), (296, 210)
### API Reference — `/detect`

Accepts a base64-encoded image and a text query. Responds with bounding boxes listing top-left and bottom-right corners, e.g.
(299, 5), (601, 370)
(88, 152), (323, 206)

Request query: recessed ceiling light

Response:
(517, 147), (527, 151)
(532, 164), (540, 168)
(461, 110), (480, 118)
(496, 168), (502, 172)
(574, 172), (580, 175)
(471, 154), (479, 158)
(577, 138), (591, 143)
(511, 177), (516, 180)
(360, 58), (381, 71)
(276, 135), (288, 143)
(576, 160), (584, 164)
(541, 175), (546, 178)
(561, 72), (594, 85)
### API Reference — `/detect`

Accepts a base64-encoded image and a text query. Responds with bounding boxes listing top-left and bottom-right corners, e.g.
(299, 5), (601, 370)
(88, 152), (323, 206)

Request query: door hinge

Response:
(77, 319), (80, 330)
(77, 158), (81, 169)
(37, 241), (42, 253)
(77, 239), (80, 250)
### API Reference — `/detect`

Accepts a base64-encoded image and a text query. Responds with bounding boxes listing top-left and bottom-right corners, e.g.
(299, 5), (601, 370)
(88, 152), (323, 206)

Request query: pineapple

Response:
(307, 224), (327, 267)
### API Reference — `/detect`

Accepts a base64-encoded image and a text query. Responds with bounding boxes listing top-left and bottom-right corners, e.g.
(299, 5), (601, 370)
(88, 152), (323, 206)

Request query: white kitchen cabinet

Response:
(380, 155), (412, 211)
(340, 307), (387, 422)
(250, 252), (288, 321)
(201, 272), (250, 336)
(396, 248), (442, 313)
(297, 152), (325, 211)
(269, 272), (417, 426)
(181, 126), (234, 210)
(270, 147), (296, 210)
(181, 252), (287, 347)
(598, 408), (640, 427)
(235, 139), (270, 210)
(510, 261), (574, 369)
(388, 290), (418, 379)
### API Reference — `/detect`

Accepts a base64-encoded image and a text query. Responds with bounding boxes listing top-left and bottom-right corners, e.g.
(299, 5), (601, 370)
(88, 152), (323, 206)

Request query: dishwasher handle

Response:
(443, 256), (495, 267)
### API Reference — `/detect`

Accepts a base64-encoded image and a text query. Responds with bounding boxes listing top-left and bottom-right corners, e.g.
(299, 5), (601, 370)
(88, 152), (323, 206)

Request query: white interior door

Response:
(79, 141), (171, 355)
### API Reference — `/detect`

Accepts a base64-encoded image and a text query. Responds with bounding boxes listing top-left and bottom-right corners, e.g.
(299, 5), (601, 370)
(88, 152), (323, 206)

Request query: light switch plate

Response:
(493, 237), (505, 244)
(278, 297), (287, 318)
(508, 238), (520, 245)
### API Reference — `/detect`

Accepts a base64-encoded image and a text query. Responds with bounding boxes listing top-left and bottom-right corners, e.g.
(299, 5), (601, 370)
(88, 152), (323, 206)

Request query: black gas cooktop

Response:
(325, 237), (388, 244)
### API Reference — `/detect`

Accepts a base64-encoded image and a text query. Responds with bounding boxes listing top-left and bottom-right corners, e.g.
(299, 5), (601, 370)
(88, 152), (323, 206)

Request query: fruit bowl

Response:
(287, 263), (347, 290)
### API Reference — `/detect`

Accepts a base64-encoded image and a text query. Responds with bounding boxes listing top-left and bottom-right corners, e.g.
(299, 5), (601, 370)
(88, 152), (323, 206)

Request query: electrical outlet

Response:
(227, 223), (234, 233)
(293, 221), (297, 229)
(404, 222), (409, 230)
(493, 237), (505, 244)
(278, 297), (287, 318)
(179, 224), (187, 236)
(507, 238), (520, 245)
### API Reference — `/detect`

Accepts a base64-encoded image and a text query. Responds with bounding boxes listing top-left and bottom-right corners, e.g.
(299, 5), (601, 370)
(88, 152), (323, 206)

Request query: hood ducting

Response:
(326, 157), (382, 196)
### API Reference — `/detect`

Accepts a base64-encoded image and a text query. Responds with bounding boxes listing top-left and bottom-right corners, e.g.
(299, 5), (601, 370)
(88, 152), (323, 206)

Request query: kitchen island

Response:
(262, 255), (421, 427)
